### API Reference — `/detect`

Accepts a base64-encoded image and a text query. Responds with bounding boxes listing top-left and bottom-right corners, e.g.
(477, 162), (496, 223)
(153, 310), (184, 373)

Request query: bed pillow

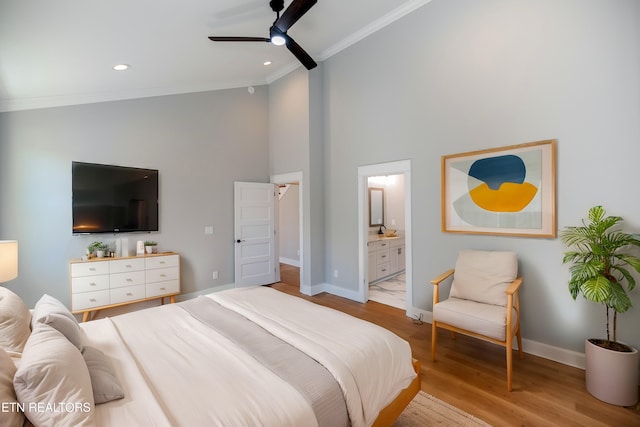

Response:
(13, 324), (95, 426)
(0, 287), (31, 354)
(32, 294), (84, 350)
(82, 346), (125, 404)
(0, 348), (25, 427)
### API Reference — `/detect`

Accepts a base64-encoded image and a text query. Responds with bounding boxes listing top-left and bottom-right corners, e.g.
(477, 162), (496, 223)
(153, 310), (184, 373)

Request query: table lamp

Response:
(0, 240), (18, 282)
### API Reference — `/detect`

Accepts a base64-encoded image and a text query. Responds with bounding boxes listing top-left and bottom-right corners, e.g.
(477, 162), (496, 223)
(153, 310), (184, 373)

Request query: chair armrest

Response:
(430, 269), (454, 286)
(505, 277), (523, 295)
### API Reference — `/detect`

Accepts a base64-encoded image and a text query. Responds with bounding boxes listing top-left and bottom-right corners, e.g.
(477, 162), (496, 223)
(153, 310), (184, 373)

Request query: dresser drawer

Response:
(146, 280), (180, 298)
(110, 258), (145, 274)
(146, 266), (179, 283)
(376, 241), (390, 250)
(71, 261), (109, 277)
(376, 263), (390, 278)
(146, 255), (179, 270)
(110, 271), (145, 289)
(71, 275), (109, 294)
(376, 249), (390, 264)
(72, 289), (110, 310)
(110, 285), (145, 305)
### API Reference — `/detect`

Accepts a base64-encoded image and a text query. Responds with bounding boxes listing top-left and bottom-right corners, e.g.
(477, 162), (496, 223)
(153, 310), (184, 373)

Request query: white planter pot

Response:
(585, 338), (639, 406)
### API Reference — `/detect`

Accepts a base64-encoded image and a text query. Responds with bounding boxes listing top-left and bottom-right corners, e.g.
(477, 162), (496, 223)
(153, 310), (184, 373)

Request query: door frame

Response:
(271, 171), (304, 293)
(357, 160), (412, 313)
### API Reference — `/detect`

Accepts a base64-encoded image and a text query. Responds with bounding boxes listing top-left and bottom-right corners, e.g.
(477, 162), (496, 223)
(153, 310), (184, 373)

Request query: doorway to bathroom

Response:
(357, 160), (412, 314)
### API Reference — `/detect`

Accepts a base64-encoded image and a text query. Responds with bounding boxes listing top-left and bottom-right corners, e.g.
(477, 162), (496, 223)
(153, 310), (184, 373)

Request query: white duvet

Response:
(81, 286), (416, 427)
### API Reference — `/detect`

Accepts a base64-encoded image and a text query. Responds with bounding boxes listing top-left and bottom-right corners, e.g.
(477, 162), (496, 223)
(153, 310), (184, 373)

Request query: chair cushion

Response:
(450, 250), (518, 307)
(433, 297), (518, 341)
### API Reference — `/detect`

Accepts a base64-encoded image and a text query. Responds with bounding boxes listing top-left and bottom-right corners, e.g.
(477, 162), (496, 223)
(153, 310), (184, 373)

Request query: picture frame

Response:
(441, 139), (556, 238)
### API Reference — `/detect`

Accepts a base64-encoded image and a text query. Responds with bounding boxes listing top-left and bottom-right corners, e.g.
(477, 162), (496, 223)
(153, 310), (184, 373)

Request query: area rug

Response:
(393, 391), (493, 427)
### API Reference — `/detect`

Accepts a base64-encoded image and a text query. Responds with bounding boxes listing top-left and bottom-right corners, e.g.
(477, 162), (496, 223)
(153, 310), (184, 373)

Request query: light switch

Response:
(205, 226), (214, 235)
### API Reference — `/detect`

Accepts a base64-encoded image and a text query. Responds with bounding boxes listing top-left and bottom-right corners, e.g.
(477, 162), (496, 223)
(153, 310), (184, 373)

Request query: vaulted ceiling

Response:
(0, 0), (430, 112)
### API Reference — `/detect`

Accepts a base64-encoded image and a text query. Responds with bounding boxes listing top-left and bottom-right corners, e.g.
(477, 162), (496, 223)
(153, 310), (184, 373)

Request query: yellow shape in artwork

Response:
(469, 182), (538, 212)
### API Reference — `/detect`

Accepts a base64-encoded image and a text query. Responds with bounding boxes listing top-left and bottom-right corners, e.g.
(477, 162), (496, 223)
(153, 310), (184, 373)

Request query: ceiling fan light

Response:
(271, 35), (286, 46)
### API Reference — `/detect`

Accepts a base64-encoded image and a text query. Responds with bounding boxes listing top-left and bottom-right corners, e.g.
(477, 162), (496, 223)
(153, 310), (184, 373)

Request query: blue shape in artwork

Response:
(468, 155), (526, 190)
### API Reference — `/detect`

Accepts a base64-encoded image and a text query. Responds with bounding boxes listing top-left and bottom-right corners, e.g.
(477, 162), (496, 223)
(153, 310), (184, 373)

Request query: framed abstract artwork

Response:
(441, 139), (556, 237)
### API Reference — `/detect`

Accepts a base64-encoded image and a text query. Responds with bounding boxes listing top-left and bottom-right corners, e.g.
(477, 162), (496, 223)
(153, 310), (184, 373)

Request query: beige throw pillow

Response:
(32, 294), (84, 350)
(0, 348), (25, 427)
(13, 324), (95, 426)
(0, 287), (31, 354)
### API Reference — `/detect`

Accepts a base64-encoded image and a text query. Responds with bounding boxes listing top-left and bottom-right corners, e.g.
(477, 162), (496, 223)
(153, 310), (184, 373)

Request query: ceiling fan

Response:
(209, 0), (318, 70)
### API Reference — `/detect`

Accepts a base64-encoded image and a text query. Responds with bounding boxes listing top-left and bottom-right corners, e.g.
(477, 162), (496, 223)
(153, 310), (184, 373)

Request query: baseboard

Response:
(321, 283), (362, 301)
(279, 257), (301, 267)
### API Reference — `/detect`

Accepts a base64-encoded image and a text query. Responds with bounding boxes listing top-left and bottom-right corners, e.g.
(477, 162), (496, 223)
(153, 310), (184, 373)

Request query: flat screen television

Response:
(72, 161), (159, 234)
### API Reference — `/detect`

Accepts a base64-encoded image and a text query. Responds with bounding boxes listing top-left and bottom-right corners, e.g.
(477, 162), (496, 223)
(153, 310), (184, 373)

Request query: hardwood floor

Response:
(273, 264), (640, 427)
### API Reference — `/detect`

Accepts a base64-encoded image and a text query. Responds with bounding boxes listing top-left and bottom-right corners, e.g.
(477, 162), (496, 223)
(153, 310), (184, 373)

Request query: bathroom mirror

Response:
(369, 187), (384, 227)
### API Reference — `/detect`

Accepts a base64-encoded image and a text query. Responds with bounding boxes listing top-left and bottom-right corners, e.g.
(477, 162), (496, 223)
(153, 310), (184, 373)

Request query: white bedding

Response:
(80, 286), (416, 427)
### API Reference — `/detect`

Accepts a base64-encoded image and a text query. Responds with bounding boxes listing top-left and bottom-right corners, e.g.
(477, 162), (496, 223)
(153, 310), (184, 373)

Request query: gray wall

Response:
(0, 87), (269, 307)
(278, 185), (300, 264)
(318, 0), (640, 353)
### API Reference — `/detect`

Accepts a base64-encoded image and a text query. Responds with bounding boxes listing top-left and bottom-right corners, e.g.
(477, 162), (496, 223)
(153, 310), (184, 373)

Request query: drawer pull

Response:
(90, 283), (96, 287)
(126, 293), (133, 296)
(160, 274), (167, 278)
(126, 278), (133, 282)
(160, 287), (166, 291)
(126, 264), (132, 268)
(89, 268), (96, 271)
(381, 269), (387, 272)
(160, 261), (166, 264)
(381, 255), (387, 258)
(89, 298), (96, 302)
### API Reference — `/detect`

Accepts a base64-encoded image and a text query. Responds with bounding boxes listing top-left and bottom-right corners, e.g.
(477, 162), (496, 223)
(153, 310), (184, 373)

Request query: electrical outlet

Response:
(333, 269), (339, 278)
(212, 271), (218, 280)
(205, 226), (214, 235)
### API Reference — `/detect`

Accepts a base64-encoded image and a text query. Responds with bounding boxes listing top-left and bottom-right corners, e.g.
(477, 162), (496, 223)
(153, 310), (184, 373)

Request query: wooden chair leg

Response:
(506, 334), (513, 392)
(516, 328), (523, 359)
(431, 322), (437, 362)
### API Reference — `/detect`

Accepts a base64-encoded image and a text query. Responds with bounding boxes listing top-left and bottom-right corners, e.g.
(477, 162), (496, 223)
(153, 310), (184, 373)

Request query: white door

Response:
(234, 182), (279, 287)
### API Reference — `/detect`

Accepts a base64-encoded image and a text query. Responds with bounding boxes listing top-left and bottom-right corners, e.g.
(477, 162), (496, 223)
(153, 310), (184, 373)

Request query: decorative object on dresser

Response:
(144, 241), (158, 254)
(430, 249), (523, 391)
(561, 205), (640, 406)
(368, 237), (405, 283)
(70, 252), (180, 322)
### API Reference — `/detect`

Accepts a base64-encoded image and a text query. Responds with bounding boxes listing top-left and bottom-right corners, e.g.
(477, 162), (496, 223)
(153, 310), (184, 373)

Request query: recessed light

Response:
(113, 64), (130, 71)
(264, 61), (272, 66)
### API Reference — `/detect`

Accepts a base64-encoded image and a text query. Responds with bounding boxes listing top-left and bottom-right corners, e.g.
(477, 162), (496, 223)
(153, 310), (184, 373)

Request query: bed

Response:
(1, 285), (420, 427)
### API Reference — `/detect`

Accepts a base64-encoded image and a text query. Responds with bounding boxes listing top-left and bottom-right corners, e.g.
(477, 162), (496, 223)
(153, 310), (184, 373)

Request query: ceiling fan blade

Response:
(208, 36), (270, 42)
(284, 35), (317, 70)
(275, 0), (317, 32)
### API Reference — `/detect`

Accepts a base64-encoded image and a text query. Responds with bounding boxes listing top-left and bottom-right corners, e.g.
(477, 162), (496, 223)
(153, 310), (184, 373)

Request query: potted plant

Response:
(561, 205), (640, 406)
(88, 241), (108, 258)
(144, 241), (158, 254)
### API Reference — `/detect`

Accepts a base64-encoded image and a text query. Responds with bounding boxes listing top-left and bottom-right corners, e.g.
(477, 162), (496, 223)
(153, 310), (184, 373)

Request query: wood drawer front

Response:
(146, 267), (179, 283)
(110, 258), (145, 274)
(146, 280), (180, 298)
(146, 255), (179, 270)
(71, 275), (109, 294)
(376, 249), (390, 264)
(376, 263), (390, 277)
(71, 261), (109, 277)
(110, 271), (145, 289)
(110, 285), (145, 305)
(72, 289), (110, 310)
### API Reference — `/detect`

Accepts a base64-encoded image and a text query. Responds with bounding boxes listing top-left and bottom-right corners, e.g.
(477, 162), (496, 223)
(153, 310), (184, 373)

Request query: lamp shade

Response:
(0, 240), (18, 282)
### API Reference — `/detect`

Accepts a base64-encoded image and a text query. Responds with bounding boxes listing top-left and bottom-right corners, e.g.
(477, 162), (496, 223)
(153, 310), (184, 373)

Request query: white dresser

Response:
(367, 238), (405, 283)
(70, 252), (180, 321)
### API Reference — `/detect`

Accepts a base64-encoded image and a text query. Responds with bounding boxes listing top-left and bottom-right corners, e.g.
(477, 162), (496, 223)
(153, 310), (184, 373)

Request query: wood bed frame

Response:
(372, 358), (421, 427)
